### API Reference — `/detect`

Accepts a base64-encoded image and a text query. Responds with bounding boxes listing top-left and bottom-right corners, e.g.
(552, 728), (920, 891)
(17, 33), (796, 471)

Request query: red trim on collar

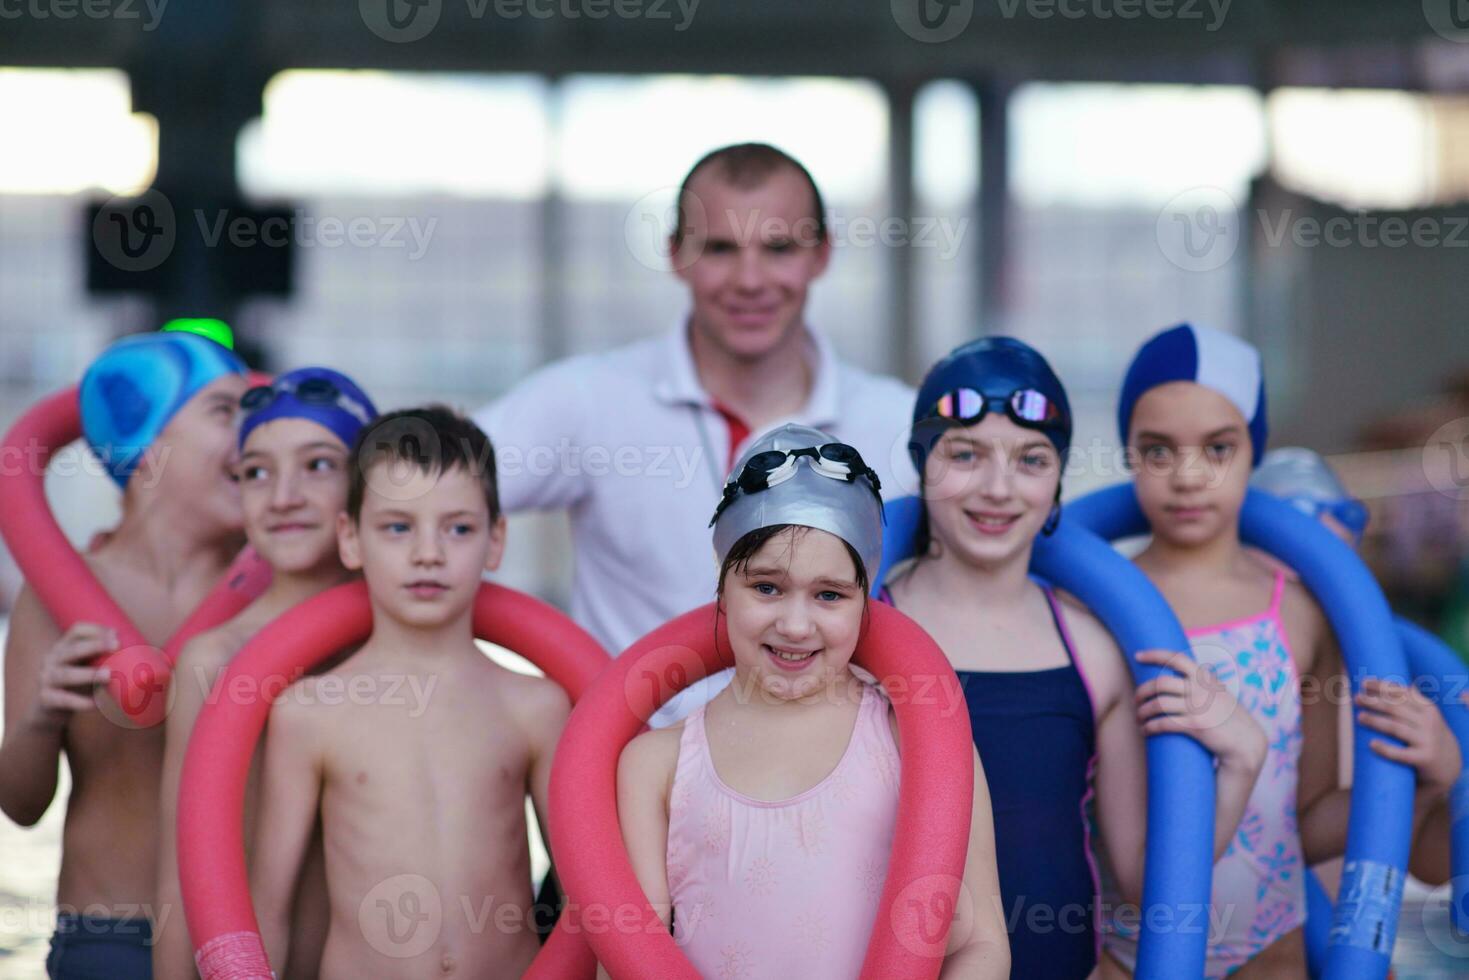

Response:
(709, 401), (751, 473)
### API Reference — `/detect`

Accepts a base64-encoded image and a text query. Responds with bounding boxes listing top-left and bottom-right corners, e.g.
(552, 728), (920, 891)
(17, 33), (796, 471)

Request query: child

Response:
(249, 406), (569, 978)
(614, 423), (1011, 979)
(1252, 447), (1462, 891)
(1102, 323), (1344, 979)
(153, 367), (378, 979)
(0, 330), (248, 979)
(882, 337), (1266, 979)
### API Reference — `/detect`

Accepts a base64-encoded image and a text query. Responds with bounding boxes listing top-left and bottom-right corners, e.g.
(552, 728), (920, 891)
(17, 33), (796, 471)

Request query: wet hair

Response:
(715, 524), (869, 600)
(346, 405), (500, 523)
(673, 142), (828, 250)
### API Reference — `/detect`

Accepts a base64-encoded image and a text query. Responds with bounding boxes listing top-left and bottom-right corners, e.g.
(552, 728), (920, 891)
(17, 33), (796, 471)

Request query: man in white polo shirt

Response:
(475, 143), (915, 718)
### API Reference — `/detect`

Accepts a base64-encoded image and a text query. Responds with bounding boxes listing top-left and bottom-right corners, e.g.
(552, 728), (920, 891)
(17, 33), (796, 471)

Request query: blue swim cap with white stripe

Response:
(80, 331), (247, 488)
(1117, 323), (1268, 467)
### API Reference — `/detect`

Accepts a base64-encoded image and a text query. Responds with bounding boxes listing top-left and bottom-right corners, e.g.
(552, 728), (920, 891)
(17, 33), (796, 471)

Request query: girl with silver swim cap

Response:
(885, 335), (1265, 980)
(1249, 448), (1460, 904)
(616, 423), (1011, 980)
(1250, 447), (1368, 545)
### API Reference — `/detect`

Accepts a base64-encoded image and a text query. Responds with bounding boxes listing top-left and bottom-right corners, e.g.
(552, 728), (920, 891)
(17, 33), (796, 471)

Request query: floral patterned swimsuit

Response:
(1104, 569), (1306, 978)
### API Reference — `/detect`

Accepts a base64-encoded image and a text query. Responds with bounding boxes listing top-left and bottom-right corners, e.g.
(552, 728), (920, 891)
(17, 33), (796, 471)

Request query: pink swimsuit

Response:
(1103, 570), (1306, 978)
(665, 681), (900, 980)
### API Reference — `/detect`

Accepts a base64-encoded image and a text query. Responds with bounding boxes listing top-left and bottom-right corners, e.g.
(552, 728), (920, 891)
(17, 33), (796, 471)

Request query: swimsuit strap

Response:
(1041, 585), (1081, 665)
(1268, 567), (1287, 620)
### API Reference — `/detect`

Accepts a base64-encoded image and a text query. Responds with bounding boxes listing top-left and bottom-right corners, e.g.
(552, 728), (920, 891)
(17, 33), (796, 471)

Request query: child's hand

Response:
(1133, 649), (1267, 774)
(27, 623), (116, 732)
(1357, 679), (1464, 794)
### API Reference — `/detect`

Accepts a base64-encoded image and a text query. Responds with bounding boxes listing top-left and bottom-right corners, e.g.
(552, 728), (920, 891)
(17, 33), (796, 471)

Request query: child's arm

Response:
(940, 746), (1011, 979)
(153, 634), (232, 980)
(249, 688), (327, 971)
(1092, 672), (1151, 907)
(1309, 675), (1463, 879)
(1409, 799), (1454, 885)
(1132, 649), (1267, 861)
(1296, 625), (1359, 865)
(598, 729), (679, 980)
(519, 679), (571, 909)
(0, 586), (114, 826)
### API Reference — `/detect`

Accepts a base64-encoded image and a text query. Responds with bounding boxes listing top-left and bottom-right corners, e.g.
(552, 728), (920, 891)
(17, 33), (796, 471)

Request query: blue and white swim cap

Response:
(1117, 323), (1268, 466)
(80, 331), (247, 488)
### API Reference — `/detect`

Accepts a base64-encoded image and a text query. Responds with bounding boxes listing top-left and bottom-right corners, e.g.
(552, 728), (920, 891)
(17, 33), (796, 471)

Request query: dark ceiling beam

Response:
(1, 1), (1460, 87)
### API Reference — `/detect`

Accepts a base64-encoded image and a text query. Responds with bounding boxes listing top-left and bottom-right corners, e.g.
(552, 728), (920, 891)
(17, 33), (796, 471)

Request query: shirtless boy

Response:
(0, 330), (247, 978)
(250, 406), (569, 978)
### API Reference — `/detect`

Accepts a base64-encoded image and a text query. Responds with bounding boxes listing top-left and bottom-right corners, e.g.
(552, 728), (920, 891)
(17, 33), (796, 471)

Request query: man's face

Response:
(672, 166), (831, 363)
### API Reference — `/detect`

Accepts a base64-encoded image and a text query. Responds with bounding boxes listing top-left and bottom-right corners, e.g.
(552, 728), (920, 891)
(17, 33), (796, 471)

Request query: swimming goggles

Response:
(240, 377), (373, 426)
(709, 442), (883, 527)
(925, 387), (1068, 432)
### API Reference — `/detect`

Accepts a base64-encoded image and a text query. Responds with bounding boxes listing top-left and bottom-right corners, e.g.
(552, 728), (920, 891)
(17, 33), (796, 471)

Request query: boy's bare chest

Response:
(321, 701), (531, 810)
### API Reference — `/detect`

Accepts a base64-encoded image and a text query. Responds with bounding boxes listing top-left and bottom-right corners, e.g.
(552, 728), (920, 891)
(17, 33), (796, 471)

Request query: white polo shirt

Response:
(474, 321), (916, 718)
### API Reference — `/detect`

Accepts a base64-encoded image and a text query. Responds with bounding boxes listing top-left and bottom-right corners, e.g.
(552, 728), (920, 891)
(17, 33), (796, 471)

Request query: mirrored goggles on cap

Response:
(927, 387), (1068, 431)
(241, 377), (372, 426)
(709, 442), (884, 527)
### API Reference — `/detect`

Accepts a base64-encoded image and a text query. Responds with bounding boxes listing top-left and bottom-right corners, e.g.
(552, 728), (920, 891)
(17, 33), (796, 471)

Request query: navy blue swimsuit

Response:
(880, 584), (1099, 979)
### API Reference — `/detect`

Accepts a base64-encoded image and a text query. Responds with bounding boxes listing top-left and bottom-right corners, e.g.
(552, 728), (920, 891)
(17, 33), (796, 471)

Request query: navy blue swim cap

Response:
(909, 336), (1072, 475)
(238, 367), (378, 452)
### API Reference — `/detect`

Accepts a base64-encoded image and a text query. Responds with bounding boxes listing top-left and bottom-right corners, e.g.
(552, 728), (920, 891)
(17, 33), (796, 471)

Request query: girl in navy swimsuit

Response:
(880, 337), (1266, 979)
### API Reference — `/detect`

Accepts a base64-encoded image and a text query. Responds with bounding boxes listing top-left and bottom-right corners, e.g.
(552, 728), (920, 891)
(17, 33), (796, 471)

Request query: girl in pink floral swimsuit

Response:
(612, 425), (1010, 979)
(1102, 324), (1348, 980)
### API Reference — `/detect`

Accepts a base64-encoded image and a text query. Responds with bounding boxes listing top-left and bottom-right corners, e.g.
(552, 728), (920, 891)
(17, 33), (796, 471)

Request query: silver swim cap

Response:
(1250, 447), (1350, 505)
(711, 423), (884, 582)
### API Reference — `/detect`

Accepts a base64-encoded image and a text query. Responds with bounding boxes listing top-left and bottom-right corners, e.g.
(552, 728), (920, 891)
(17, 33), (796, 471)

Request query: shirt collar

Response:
(653, 315), (841, 430)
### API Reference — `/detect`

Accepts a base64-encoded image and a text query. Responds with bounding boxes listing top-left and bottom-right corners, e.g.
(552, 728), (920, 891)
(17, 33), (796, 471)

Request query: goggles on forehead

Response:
(927, 387), (1068, 432)
(709, 442), (883, 527)
(241, 376), (372, 426)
